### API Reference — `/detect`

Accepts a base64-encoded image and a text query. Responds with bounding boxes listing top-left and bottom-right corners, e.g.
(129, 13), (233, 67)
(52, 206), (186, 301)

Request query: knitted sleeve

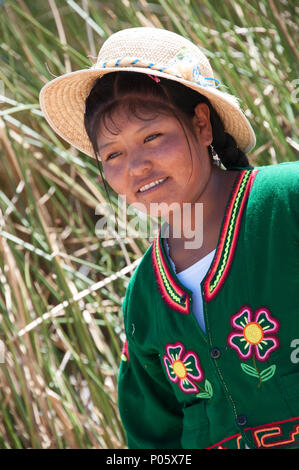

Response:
(117, 288), (183, 449)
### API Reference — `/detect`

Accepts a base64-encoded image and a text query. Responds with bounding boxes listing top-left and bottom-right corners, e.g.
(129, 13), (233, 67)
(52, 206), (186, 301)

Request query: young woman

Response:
(39, 27), (299, 449)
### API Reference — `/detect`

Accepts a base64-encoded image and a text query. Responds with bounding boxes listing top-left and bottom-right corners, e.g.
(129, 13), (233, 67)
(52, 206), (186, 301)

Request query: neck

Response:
(164, 167), (238, 252)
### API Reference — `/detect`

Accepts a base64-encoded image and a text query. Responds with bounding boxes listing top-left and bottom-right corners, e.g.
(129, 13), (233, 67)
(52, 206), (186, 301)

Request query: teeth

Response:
(139, 178), (166, 192)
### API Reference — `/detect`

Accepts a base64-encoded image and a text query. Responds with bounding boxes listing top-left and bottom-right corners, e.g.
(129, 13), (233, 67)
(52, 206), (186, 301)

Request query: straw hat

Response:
(39, 27), (256, 159)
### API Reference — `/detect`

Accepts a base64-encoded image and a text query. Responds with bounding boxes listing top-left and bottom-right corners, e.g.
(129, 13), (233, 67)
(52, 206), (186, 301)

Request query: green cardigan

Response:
(117, 161), (299, 449)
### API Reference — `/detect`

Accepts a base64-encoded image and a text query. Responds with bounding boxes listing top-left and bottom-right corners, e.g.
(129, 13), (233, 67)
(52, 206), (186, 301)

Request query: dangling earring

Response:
(210, 144), (221, 167)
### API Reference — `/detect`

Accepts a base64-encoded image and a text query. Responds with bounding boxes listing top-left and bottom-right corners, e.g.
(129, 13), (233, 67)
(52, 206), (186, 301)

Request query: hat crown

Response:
(96, 27), (213, 79)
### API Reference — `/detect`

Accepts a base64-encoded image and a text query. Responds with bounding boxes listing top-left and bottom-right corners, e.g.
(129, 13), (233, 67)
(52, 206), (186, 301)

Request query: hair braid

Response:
(209, 106), (250, 169)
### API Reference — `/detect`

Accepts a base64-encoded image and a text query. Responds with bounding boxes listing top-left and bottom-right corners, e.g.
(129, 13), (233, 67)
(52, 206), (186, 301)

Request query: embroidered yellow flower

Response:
(163, 342), (204, 393)
(228, 305), (279, 361)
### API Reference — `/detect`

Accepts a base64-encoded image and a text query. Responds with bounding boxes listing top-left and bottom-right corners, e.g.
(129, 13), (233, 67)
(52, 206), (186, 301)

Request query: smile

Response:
(138, 177), (168, 193)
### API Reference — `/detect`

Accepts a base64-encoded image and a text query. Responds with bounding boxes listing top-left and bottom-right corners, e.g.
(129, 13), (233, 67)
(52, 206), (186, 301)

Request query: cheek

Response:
(155, 132), (187, 160)
(102, 166), (123, 194)
(102, 166), (136, 205)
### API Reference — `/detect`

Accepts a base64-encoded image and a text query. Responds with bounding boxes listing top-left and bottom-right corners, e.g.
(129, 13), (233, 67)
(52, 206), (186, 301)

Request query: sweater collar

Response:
(151, 168), (259, 313)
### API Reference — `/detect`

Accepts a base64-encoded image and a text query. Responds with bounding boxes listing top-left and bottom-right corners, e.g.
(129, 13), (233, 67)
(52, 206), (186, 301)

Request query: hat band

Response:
(92, 55), (220, 89)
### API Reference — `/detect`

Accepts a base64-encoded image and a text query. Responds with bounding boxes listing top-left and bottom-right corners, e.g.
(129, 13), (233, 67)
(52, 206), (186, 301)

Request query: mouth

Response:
(137, 177), (169, 194)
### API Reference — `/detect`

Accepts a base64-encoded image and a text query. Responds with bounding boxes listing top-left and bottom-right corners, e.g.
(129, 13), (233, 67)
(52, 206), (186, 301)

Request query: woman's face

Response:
(97, 102), (213, 218)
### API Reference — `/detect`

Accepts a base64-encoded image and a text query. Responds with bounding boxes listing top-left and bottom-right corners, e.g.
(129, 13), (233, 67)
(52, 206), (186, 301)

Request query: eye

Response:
(144, 133), (162, 143)
(106, 152), (120, 161)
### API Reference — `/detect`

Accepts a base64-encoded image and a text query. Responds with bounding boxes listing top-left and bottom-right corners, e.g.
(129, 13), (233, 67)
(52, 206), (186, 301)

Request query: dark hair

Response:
(84, 72), (250, 192)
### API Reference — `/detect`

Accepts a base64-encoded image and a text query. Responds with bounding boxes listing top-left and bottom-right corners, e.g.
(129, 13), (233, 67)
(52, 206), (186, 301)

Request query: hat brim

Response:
(39, 66), (256, 159)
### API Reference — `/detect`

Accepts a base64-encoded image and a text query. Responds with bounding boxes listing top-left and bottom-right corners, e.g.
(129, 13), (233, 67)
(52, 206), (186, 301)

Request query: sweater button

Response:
(180, 294), (187, 304)
(210, 347), (221, 359)
(236, 415), (247, 426)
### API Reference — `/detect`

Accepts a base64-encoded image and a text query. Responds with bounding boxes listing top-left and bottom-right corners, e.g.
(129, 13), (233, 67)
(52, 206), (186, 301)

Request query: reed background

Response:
(0, 0), (298, 449)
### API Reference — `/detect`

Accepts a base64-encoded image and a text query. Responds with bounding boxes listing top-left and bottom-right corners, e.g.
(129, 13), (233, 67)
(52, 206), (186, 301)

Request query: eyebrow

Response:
(98, 120), (164, 151)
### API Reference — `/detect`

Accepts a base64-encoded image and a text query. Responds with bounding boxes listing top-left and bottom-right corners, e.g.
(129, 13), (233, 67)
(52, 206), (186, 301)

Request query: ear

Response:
(192, 103), (213, 147)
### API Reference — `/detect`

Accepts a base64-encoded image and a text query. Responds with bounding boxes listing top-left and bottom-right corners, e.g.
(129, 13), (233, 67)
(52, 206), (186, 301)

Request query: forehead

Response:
(97, 103), (176, 141)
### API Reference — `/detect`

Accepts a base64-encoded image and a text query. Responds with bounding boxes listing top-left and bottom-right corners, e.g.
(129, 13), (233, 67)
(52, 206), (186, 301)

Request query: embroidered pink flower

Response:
(228, 306), (279, 361)
(163, 342), (204, 393)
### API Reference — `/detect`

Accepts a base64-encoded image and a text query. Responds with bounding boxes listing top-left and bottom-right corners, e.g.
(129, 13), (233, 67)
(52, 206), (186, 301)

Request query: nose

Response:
(128, 153), (153, 176)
